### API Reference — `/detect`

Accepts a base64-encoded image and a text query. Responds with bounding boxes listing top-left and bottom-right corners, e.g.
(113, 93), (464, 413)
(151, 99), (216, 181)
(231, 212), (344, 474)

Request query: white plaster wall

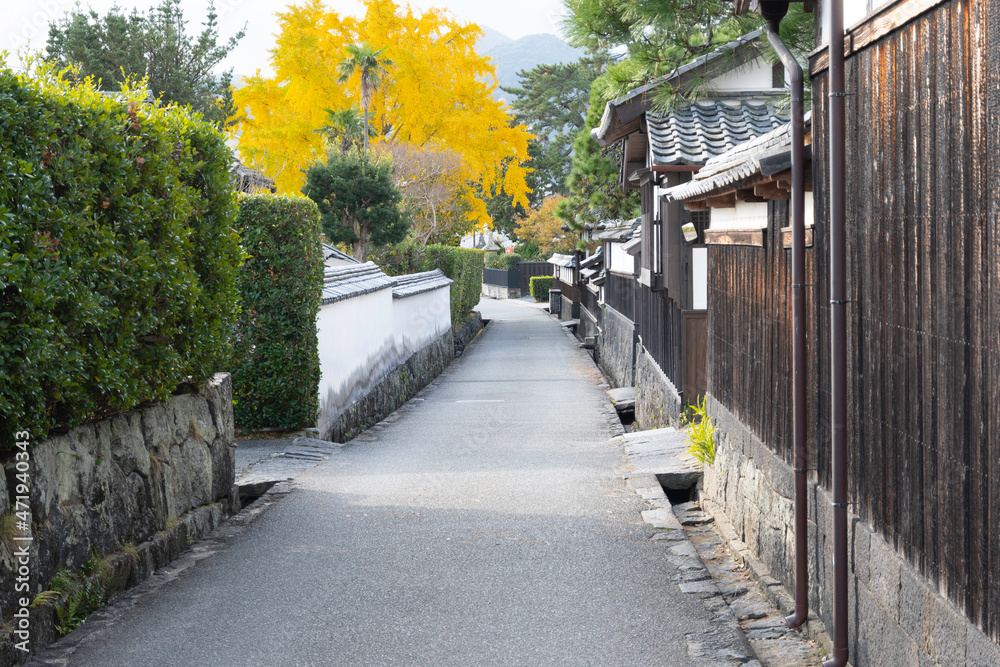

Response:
(692, 247), (708, 310)
(315, 285), (452, 433)
(391, 287), (452, 362)
(709, 201), (769, 230)
(316, 288), (396, 431)
(609, 242), (635, 275)
(710, 57), (776, 92)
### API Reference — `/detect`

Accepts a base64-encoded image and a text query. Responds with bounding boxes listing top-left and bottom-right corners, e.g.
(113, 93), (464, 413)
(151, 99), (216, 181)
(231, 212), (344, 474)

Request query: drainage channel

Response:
(653, 474), (826, 666)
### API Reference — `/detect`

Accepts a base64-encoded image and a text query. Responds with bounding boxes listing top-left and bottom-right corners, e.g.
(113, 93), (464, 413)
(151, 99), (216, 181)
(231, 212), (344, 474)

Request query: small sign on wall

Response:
(505, 247), (514, 254)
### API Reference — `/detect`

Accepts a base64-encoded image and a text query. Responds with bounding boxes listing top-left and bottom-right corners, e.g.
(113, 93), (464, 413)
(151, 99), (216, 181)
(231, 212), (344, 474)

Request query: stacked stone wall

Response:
(0, 373), (238, 659)
(703, 396), (1000, 666)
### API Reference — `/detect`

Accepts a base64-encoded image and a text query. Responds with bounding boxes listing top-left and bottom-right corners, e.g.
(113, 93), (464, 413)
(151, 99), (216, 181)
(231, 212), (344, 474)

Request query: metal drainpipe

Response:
(762, 4), (808, 631)
(825, 0), (849, 662)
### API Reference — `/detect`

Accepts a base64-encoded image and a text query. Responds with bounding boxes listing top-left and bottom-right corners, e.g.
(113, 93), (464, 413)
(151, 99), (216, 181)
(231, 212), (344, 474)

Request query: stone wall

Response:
(481, 283), (520, 300)
(634, 344), (682, 429)
(596, 306), (634, 389)
(322, 330), (456, 443)
(703, 395), (1000, 667)
(0, 374), (238, 659)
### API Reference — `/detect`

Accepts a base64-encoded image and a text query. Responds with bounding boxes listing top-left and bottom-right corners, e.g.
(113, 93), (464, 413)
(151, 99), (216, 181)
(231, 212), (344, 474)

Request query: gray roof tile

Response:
(647, 101), (789, 166)
(321, 262), (395, 305)
(664, 111), (812, 202)
(392, 269), (453, 299)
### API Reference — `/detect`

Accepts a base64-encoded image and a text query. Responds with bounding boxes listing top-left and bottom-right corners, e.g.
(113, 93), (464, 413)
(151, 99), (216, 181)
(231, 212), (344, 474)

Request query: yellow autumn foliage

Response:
(232, 0), (532, 228)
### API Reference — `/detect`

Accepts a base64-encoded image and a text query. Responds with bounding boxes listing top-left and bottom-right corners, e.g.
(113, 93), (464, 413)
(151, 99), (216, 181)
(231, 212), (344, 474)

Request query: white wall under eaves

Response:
(709, 56), (778, 92)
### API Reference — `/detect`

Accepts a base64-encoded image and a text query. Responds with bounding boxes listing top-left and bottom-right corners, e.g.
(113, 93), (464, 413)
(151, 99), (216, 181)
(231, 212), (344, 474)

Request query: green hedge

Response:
(232, 195), (323, 429)
(530, 275), (554, 302)
(369, 243), (483, 326)
(0, 67), (242, 448)
(484, 251), (523, 271)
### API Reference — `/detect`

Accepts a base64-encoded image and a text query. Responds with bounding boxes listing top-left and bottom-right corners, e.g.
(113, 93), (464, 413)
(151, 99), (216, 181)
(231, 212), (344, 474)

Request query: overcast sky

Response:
(2, 0), (569, 80)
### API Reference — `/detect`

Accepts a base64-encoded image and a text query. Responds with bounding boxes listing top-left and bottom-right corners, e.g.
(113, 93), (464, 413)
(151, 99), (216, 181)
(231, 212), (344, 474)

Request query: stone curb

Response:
(702, 498), (835, 659)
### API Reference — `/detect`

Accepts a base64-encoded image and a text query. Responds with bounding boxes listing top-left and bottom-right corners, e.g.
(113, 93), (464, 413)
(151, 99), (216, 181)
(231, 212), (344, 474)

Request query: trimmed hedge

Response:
(484, 251), (523, 271)
(530, 275), (554, 302)
(0, 66), (242, 448)
(369, 243), (483, 326)
(232, 195), (323, 429)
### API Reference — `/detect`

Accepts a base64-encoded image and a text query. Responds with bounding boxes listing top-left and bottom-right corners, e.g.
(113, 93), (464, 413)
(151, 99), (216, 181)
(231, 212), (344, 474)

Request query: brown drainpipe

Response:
(825, 0), (849, 663)
(761, 2), (808, 630)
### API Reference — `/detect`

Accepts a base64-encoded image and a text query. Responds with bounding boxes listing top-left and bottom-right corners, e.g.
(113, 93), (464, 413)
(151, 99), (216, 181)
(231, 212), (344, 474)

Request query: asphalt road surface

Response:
(57, 298), (715, 666)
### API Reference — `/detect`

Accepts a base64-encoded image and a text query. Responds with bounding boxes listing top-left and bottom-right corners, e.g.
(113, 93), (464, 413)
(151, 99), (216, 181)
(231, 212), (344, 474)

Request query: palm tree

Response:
(316, 107), (366, 154)
(337, 43), (393, 155)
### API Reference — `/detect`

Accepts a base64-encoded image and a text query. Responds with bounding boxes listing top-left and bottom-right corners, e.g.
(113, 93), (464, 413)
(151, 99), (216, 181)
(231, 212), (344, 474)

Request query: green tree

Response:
(556, 86), (639, 236)
(317, 107), (366, 154)
(45, 0), (244, 128)
(337, 42), (393, 155)
(503, 56), (608, 201)
(302, 149), (409, 261)
(561, 0), (813, 105)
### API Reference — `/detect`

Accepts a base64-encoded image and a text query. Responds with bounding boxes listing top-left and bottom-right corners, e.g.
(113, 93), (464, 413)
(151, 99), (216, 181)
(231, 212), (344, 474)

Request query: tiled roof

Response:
(593, 30), (769, 145)
(581, 247), (604, 269)
(392, 270), (453, 299)
(321, 262), (395, 305)
(647, 101), (790, 167)
(664, 111), (812, 202)
(549, 253), (577, 268)
(322, 243), (360, 264)
(231, 159), (277, 194)
(597, 218), (641, 242)
(623, 234), (642, 255)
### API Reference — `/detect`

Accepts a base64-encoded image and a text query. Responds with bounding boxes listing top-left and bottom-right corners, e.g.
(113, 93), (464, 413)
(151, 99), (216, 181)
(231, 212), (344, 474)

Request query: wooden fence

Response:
(635, 282), (683, 388)
(739, 3), (1000, 638)
(580, 285), (602, 327)
(605, 272), (635, 321)
(519, 261), (552, 293)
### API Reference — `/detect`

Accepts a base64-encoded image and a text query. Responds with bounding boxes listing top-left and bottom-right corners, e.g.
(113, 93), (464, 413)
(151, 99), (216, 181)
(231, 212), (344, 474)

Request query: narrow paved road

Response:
(59, 299), (715, 666)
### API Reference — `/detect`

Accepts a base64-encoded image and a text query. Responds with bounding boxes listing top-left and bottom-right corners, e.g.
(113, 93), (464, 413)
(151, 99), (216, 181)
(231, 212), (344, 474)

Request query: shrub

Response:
(0, 65), (241, 449)
(232, 194), (323, 429)
(484, 251), (523, 271)
(529, 275), (554, 302)
(370, 242), (483, 326)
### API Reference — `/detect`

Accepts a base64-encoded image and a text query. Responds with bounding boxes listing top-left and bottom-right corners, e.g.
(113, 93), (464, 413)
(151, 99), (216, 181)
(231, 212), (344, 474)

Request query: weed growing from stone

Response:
(684, 396), (716, 466)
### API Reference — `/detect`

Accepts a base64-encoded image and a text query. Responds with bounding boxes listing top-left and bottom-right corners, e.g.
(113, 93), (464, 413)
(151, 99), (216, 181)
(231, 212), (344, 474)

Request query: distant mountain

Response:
(480, 30), (584, 103)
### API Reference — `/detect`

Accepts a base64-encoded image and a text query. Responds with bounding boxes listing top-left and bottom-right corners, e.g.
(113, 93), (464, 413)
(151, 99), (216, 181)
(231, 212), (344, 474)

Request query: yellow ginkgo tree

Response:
(232, 0), (532, 230)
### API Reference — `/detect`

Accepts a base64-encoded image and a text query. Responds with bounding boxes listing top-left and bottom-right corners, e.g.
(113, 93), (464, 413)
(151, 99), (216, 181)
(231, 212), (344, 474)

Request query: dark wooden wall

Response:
(605, 272), (636, 321)
(636, 283), (683, 389)
(808, 0), (999, 640)
(519, 261), (552, 293)
(706, 201), (816, 467)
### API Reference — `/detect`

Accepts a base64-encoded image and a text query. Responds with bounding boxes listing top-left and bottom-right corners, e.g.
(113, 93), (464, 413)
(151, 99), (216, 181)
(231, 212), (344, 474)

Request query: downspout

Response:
(761, 2), (808, 631)
(825, 0), (849, 663)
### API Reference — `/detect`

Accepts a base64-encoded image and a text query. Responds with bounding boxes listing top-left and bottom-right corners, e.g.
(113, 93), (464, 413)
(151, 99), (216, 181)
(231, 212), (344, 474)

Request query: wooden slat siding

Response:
(635, 283), (683, 387)
(554, 277), (578, 304)
(706, 200), (796, 464)
(519, 261), (552, 294)
(682, 311), (707, 400)
(808, 0), (1000, 640)
(977, 0), (996, 637)
(605, 272), (636, 322)
(989, 0), (1000, 637)
(581, 287), (602, 327)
